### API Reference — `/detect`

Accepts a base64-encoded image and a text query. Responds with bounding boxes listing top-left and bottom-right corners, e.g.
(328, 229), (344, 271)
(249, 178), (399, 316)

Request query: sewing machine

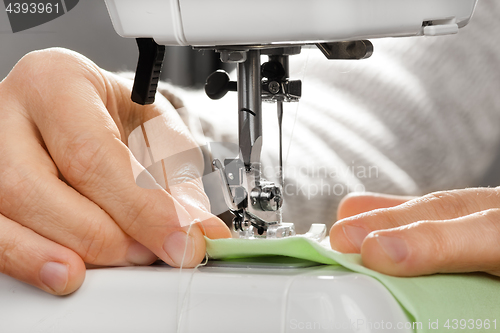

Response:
(0, 1), (478, 332)
(106, 0), (478, 240)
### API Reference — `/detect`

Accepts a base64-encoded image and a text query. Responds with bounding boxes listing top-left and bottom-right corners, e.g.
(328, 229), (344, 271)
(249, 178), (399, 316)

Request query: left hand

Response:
(330, 189), (500, 277)
(0, 48), (231, 295)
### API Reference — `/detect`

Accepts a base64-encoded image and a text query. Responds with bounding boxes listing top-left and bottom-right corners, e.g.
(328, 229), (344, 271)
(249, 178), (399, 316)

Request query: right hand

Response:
(0, 48), (231, 295)
(331, 191), (500, 277)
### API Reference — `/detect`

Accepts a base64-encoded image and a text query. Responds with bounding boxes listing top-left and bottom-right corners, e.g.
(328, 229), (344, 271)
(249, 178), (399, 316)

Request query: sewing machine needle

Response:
(277, 100), (284, 223)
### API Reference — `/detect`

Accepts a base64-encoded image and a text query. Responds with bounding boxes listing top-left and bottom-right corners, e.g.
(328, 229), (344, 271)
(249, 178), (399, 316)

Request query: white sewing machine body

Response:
(104, 0), (477, 46)
(0, 1), (477, 332)
(0, 260), (413, 333)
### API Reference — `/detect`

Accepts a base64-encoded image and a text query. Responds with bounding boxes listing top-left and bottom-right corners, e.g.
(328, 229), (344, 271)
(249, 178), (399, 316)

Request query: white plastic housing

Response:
(104, 0), (477, 46)
(0, 264), (413, 333)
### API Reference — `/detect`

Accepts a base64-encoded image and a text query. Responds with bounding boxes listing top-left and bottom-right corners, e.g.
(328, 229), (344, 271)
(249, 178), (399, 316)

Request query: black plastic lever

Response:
(131, 38), (166, 105)
(205, 70), (237, 100)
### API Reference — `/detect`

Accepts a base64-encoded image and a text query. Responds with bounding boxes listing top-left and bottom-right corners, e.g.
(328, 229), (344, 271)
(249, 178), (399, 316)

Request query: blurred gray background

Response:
(1, 0), (499, 187)
(0, 0), (221, 87)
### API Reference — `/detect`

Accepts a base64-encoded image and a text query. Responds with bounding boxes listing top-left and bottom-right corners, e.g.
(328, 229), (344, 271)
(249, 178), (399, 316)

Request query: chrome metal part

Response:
(302, 224), (327, 243)
(206, 43), (376, 239)
(219, 50), (247, 63)
(238, 50), (262, 169)
(316, 40), (373, 60)
(267, 223), (296, 238)
(277, 100), (284, 224)
(213, 159), (239, 212)
(250, 181), (283, 212)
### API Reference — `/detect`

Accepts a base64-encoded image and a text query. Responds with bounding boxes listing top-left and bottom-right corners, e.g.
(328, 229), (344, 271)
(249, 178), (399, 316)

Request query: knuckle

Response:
(477, 208), (500, 234)
(15, 49), (80, 83)
(13, 48), (106, 100)
(58, 135), (107, 187)
(0, 232), (20, 274)
(161, 145), (205, 185)
(121, 197), (156, 234)
(166, 160), (204, 187)
(122, 194), (178, 235)
(370, 208), (405, 227)
(171, 179), (210, 208)
(19, 48), (86, 74)
(77, 220), (108, 264)
(0, 164), (42, 218)
(413, 221), (455, 268)
(420, 190), (472, 219)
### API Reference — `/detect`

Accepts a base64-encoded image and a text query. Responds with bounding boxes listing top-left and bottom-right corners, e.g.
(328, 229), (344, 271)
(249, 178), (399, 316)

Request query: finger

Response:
(360, 209), (500, 276)
(330, 188), (500, 253)
(11, 49), (217, 267)
(169, 180), (232, 240)
(135, 159), (230, 243)
(0, 213), (85, 295)
(139, 117), (231, 240)
(337, 192), (415, 220)
(0, 83), (157, 267)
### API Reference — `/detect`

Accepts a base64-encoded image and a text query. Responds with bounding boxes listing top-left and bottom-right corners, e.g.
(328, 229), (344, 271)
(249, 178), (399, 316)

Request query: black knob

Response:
(261, 61), (286, 80)
(205, 70), (237, 100)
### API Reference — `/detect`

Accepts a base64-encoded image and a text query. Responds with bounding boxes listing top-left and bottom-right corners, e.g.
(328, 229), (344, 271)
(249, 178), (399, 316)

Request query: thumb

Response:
(337, 192), (416, 220)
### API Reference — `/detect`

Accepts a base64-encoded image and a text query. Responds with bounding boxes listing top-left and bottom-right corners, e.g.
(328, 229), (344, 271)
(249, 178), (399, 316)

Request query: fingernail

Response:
(163, 231), (195, 266)
(376, 235), (409, 263)
(343, 225), (369, 250)
(40, 262), (69, 293)
(126, 242), (158, 265)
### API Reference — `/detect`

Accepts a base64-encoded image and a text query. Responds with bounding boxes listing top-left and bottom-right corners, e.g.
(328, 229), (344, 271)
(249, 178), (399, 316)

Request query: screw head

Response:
(268, 81), (280, 94)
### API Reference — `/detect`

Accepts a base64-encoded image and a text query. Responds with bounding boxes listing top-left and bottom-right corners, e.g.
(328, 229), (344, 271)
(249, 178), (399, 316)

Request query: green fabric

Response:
(206, 236), (500, 333)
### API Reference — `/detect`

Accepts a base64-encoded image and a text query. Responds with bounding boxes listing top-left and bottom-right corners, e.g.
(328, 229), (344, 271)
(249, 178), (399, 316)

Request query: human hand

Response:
(330, 189), (500, 277)
(0, 48), (231, 295)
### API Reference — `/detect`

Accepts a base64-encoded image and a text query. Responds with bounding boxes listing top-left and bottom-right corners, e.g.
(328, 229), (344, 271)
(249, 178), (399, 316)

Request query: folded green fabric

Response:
(206, 237), (500, 333)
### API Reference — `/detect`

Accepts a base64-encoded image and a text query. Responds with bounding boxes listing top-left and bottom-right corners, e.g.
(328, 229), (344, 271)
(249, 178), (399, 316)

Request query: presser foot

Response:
(232, 207), (326, 241)
(238, 223), (296, 239)
(238, 222), (327, 242)
(230, 208), (294, 239)
(213, 159), (295, 239)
